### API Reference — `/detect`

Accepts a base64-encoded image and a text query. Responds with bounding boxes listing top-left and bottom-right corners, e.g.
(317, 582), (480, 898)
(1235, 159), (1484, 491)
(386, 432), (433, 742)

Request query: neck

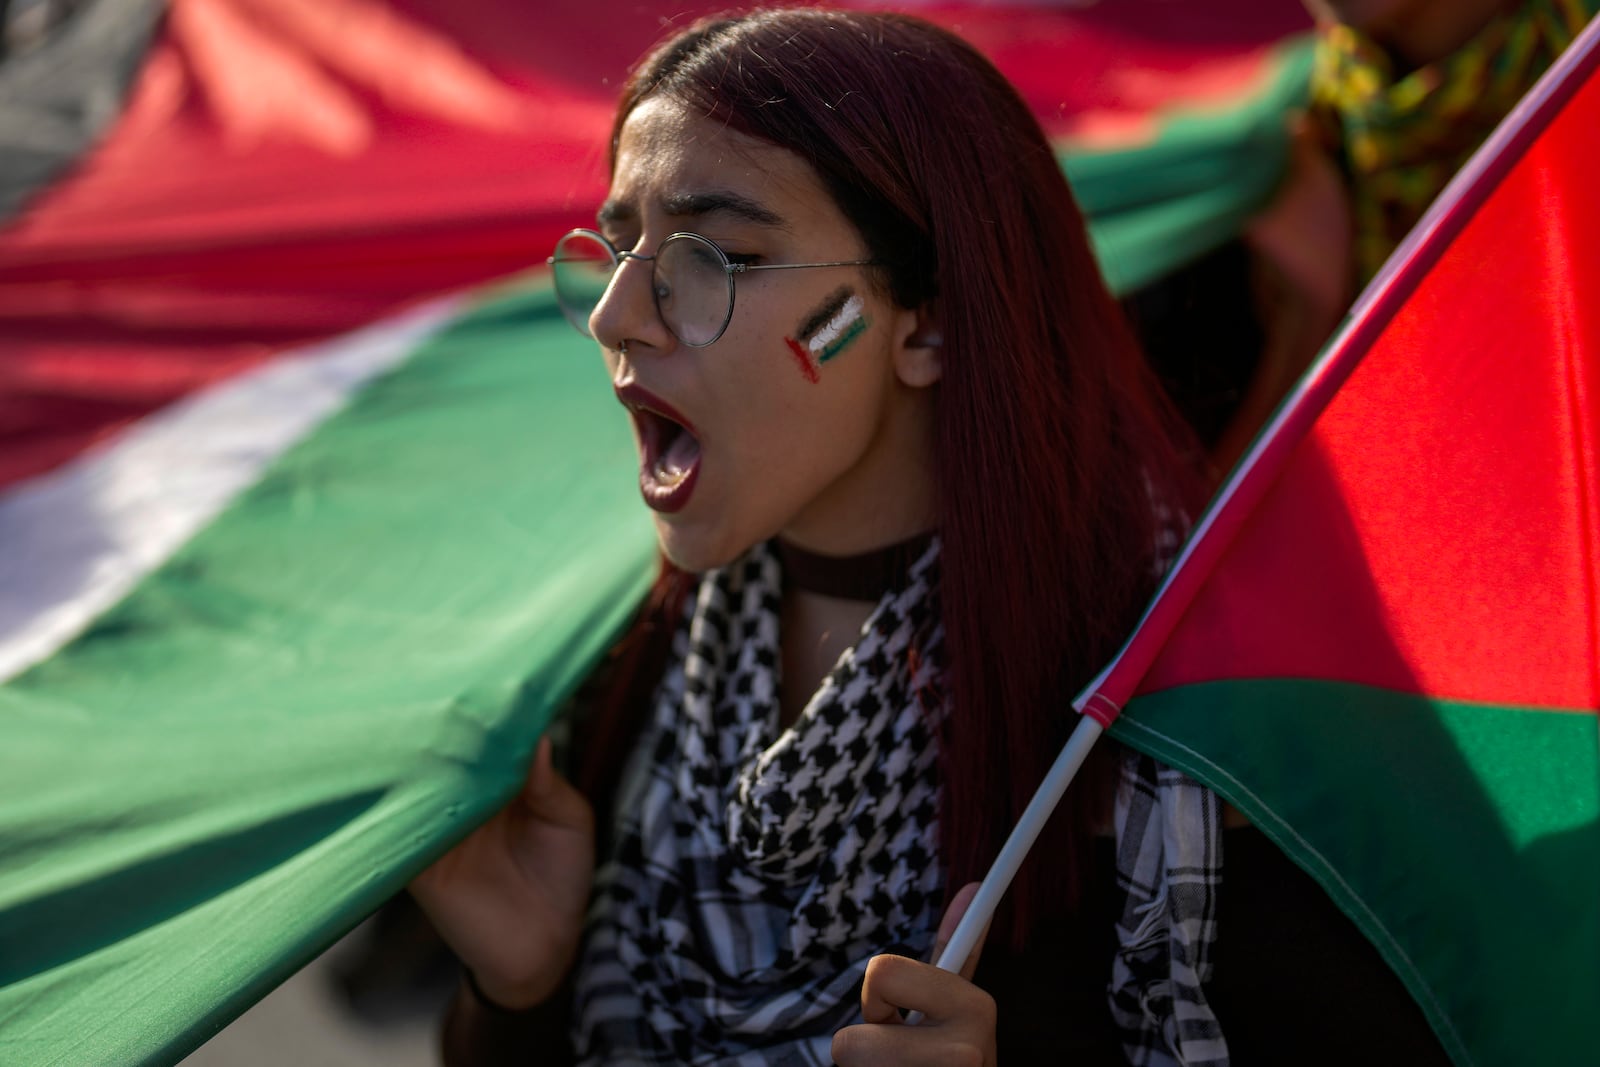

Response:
(776, 530), (934, 602)
(778, 589), (876, 729)
(774, 532), (933, 728)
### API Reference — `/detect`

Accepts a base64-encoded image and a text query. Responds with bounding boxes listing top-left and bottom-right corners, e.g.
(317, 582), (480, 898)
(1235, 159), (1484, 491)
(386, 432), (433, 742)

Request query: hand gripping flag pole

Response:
(927, 10), (1600, 982)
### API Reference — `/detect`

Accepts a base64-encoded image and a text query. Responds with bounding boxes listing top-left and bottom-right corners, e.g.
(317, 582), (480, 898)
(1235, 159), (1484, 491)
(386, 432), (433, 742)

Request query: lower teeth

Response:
(654, 456), (688, 487)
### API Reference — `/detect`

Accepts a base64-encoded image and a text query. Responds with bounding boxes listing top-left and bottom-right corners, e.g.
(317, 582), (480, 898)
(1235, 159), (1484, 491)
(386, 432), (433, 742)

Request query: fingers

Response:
(1245, 117), (1352, 322)
(521, 736), (555, 804)
(834, 955), (996, 1066)
(520, 737), (593, 833)
(934, 883), (977, 947)
(858, 954), (995, 1026)
(930, 882), (989, 981)
(832, 1023), (990, 1067)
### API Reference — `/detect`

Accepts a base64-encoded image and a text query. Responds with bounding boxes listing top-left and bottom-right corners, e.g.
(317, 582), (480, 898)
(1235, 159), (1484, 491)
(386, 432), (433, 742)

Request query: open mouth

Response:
(616, 385), (701, 513)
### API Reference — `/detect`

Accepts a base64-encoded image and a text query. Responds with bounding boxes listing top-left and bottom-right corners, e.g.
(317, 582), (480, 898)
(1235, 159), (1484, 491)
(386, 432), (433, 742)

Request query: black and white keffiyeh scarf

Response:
(1110, 751), (1229, 1066)
(1104, 486), (1229, 1066)
(572, 539), (947, 1066)
(571, 534), (1230, 1065)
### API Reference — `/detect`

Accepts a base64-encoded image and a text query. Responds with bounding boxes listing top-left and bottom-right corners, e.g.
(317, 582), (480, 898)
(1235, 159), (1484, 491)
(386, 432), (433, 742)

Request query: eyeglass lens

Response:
(550, 231), (734, 347)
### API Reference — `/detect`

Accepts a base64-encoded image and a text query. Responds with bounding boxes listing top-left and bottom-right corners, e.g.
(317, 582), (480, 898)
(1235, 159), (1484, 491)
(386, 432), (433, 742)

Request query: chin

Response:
(654, 519), (753, 575)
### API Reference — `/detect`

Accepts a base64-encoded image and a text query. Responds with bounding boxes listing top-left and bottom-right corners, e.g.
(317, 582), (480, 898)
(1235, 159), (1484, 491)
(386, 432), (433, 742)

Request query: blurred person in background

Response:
(1304, 0), (1598, 281)
(1201, 0), (1598, 468)
(0, 0), (83, 58)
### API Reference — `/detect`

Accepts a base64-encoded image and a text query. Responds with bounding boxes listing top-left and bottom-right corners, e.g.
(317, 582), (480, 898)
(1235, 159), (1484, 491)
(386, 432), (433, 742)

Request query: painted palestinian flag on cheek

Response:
(784, 288), (869, 382)
(0, 0), (1317, 1062)
(1079, 19), (1600, 1064)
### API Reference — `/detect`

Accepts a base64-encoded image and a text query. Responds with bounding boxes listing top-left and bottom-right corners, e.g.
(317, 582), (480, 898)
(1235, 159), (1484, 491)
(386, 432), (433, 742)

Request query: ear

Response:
(892, 304), (942, 388)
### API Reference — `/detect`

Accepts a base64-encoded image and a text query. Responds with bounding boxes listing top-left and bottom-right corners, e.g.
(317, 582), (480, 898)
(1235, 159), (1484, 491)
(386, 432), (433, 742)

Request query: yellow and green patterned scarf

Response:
(1311, 0), (1598, 280)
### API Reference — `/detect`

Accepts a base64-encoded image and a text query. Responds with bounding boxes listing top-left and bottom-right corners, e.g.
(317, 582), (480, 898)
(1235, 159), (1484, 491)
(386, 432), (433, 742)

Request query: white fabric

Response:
(0, 296), (460, 682)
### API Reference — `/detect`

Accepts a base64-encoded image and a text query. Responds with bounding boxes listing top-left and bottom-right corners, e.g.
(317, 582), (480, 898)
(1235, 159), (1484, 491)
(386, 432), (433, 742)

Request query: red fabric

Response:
(0, 0), (1306, 490)
(1132, 52), (1600, 712)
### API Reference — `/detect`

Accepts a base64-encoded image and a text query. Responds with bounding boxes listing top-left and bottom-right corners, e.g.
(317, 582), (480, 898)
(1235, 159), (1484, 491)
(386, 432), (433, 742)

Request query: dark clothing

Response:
(1122, 239), (1264, 453)
(1208, 829), (1453, 1066)
(978, 830), (1451, 1065)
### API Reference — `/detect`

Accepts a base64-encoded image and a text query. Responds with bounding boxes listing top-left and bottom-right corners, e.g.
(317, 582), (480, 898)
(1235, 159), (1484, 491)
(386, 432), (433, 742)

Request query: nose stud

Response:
(619, 340), (629, 355)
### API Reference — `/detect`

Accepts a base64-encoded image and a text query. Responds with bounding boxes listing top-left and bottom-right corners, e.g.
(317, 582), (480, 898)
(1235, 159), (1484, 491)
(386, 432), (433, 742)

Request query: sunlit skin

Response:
(589, 97), (943, 576)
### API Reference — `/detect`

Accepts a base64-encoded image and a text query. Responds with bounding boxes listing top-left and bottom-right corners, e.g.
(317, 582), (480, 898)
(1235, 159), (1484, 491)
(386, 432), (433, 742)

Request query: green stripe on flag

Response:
(0, 279), (657, 1066)
(1070, 38), (1315, 295)
(1114, 678), (1600, 1067)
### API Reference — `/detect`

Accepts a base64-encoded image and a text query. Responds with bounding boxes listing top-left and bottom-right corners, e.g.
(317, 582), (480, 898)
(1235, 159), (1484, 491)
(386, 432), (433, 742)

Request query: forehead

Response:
(605, 97), (831, 230)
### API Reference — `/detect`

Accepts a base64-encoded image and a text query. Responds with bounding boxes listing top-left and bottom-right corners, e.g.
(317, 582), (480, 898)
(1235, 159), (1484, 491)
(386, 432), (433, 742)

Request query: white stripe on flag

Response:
(0, 295), (464, 684)
(807, 295), (865, 354)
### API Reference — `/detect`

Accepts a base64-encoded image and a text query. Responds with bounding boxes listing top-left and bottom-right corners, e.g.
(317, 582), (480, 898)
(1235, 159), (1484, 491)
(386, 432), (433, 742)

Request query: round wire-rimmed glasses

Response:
(547, 228), (879, 347)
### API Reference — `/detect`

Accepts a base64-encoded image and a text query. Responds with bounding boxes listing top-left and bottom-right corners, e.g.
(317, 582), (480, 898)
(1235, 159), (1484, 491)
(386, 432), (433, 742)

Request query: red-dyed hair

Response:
(582, 8), (1205, 946)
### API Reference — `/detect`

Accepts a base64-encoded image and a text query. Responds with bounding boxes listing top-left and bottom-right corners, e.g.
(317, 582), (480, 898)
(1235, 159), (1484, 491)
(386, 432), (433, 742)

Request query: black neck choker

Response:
(776, 531), (935, 602)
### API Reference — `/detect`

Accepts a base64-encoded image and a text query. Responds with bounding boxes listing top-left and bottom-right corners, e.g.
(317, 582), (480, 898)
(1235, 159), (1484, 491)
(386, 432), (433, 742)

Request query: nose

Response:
(590, 251), (674, 356)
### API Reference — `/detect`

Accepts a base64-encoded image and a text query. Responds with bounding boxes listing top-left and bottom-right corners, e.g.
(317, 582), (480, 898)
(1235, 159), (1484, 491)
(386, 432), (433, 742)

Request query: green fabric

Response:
(5, 32), (1578, 1060)
(1070, 38), (1314, 294)
(0, 45), (1321, 1062)
(1113, 679), (1600, 1067)
(0, 284), (657, 1065)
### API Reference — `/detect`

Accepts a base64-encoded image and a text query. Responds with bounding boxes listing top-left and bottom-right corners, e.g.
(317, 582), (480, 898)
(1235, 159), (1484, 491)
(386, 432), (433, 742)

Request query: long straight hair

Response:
(583, 9), (1204, 946)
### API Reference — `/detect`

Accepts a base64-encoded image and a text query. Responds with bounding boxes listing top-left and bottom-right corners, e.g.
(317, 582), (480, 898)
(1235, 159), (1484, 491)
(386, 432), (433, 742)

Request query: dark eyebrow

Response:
(596, 199), (635, 227)
(660, 191), (787, 228)
(596, 190), (787, 232)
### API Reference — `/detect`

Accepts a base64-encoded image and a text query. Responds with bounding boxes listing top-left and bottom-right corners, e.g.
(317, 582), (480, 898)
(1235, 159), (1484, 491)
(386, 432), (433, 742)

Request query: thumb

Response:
(930, 882), (990, 981)
(518, 737), (592, 831)
(520, 736), (556, 806)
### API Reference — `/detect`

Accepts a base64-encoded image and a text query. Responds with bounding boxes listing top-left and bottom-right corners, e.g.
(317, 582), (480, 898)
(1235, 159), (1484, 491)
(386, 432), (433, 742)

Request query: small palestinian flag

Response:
(1086, 17), (1600, 1064)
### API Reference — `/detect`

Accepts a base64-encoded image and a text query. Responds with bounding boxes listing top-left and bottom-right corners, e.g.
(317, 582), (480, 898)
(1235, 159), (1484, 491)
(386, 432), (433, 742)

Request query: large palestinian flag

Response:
(0, 2), (1317, 1064)
(1084, 15), (1600, 1065)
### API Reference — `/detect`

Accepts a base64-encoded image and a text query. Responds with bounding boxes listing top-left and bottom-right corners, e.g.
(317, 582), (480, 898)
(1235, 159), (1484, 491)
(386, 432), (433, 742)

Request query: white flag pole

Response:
(928, 713), (1105, 976)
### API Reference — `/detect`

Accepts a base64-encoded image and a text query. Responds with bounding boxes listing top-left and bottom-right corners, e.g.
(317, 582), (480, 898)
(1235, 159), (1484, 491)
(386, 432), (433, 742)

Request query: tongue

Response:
(653, 425), (700, 483)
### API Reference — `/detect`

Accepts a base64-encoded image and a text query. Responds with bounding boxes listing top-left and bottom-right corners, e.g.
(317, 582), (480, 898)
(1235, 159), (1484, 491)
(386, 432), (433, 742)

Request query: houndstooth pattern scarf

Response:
(572, 539), (947, 1066)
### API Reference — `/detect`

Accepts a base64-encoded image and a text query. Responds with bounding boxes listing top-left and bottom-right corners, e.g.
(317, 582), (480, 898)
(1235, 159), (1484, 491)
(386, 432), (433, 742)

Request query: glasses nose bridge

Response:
(606, 245), (661, 319)
(564, 230), (734, 349)
(590, 241), (668, 348)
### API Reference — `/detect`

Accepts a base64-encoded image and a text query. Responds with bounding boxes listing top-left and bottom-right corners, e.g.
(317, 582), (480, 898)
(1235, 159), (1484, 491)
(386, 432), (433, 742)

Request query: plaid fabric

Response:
(1109, 751), (1228, 1067)
(1311, 0), (1598, 280)
(572, 540), (946, 1066)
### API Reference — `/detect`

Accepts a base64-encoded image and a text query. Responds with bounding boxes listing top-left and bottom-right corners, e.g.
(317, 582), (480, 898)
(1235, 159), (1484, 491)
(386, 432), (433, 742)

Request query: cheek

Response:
(781, 287), (871, 385)
(783, 338), (820, 384)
